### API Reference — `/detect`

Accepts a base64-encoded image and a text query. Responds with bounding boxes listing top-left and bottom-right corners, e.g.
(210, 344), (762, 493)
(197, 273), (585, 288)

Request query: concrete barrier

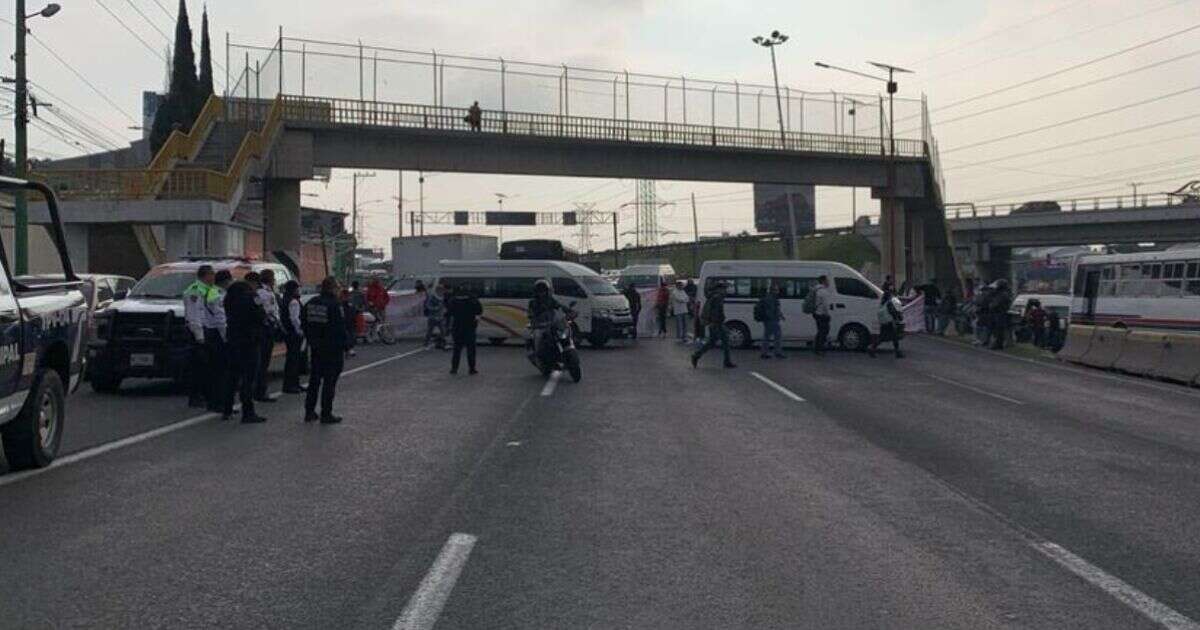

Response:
(1078, 327), (1129, 369)
(1155, 333), (1200, 385)
(1056, 324), (1095, 363)
(1113, 331), (1168, 377)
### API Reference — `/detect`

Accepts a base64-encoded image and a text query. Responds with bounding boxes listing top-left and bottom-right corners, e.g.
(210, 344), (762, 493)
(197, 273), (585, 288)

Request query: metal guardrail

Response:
(275, 95), (928, 159)
(946, 193), (1200, 219)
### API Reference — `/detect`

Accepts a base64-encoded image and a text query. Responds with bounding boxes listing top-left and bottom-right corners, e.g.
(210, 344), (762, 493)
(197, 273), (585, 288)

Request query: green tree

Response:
(149, 0), (200, 155)
(197, 7), (214, 101)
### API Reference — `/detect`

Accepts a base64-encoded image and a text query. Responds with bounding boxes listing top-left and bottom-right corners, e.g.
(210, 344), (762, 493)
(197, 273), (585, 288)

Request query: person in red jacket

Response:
(366, 278), (390, 321)
(655, 281), (670, 338)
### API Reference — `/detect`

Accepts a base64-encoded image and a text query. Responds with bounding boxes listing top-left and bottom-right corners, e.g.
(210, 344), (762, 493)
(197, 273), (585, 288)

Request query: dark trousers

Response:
(871, 323), (902, 354)
(306, 349), (344, 417)
(656, 305), (668, 334)
(253, 334), (274, 399)
(1031, 326), (1045, 348)
(282, 334), (303, 390)
(187, 337), (209, 405)
(451, 328), (477, 372)
(629, 308), (640, 339)
(693, 323), (731, 365)
(813, 315), (831, 354)
(191, 329), (225, 409)
(223, 339), (260, 418)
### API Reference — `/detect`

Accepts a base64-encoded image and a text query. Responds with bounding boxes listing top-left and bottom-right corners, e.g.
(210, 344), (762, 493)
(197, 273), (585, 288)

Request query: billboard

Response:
(753, 184), (816, 235)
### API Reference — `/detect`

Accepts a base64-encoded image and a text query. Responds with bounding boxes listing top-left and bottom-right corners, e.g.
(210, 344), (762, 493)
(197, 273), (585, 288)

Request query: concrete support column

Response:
(879, 198), (907, 288)
(265, 178), (303, 260)
(908, 214), (926, 285)
(164, 224), (190, 262)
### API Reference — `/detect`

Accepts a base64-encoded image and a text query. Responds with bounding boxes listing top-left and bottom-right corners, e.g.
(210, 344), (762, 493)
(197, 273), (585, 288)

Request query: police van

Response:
(0, 176), (89, 470)
(87, 258), (297, 392)
(432, 260), (634, 347)
(697, 260), (883, 351)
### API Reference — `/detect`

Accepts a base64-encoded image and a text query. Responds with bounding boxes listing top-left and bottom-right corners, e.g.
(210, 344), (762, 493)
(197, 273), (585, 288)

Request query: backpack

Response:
(802, 288), (818, 315)
(753, 301), (765, 322)
(877, 301), (894, 325)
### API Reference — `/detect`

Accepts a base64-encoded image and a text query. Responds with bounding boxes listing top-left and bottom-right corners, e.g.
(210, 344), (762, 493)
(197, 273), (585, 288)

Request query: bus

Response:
(500, 239), (580, 263)
(1070, 248), (1200, 331)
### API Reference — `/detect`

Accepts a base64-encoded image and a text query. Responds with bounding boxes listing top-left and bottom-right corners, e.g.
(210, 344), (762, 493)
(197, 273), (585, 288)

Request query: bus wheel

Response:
(838, 324), (870, 352)
(725, 322), (753, 349)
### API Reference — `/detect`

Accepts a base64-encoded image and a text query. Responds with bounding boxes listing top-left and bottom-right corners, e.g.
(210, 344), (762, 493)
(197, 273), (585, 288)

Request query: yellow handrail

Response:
(141, 94), (225, 195)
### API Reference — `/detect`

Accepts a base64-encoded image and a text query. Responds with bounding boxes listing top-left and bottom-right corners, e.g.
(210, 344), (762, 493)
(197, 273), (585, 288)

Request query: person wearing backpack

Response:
(869, 287), (905, 358)
(808, 276), (832, 356)
(691, 282), (735, 369)
(755, 282), (785, 359)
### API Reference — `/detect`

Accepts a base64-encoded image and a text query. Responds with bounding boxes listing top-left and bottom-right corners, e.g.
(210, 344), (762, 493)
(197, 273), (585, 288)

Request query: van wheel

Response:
(90, 371), (122, 394)
(1, 370), (65, 470)
(725, 321), (753, 349)
(838, 324), (870, 352)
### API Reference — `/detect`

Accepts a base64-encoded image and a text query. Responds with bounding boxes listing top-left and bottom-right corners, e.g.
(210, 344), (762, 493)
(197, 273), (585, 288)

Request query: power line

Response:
(150, 0), (174, 21)
(27, 80), (131, 146)
(124, 0), (172, 44)
(968, 155), (1200, 202)
(96, 0), (169, 62)
(921, 48), (1200, 131)
(942, 84), (1200, 154)
(949, 129), (1200, 181)
(908, 0), (1090, 67)
(25, 31), (139, 124)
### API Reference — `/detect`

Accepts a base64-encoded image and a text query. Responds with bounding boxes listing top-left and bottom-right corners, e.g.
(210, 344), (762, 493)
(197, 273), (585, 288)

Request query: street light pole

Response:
(753, 30), (799, 260)
(11, 2), (62, 275)
(351, 171), (376, 274)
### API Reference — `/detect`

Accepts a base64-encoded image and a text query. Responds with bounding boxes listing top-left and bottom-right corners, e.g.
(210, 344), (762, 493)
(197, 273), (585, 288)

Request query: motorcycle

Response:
(526, 303), (583, 383)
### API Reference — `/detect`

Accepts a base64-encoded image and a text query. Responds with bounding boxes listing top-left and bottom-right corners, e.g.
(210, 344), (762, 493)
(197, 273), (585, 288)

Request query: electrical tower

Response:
(636, 180), (659, 247)
(574, 202), (596, 252)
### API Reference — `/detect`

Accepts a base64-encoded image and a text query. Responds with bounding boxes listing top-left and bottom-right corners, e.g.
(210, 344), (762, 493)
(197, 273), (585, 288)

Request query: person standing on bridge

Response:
(303, 277), (349, 424)
(466, 101), (483, 131)
(691, 281), (735, 369)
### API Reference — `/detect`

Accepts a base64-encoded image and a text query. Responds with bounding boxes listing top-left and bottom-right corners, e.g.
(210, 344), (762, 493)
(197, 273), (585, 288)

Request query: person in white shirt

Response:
(279, 280), (306, 393)
(812, 275), (832, 356)
(252, 269), (282, 403)
(669, 281), (691, 342)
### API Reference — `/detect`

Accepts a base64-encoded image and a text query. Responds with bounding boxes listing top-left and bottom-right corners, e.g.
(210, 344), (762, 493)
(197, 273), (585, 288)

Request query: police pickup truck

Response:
(0, 176), (88, 470)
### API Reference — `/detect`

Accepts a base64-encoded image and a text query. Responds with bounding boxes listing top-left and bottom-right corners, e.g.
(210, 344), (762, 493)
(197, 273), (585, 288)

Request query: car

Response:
(17, 273), (136, 347)
(86, 258), (299, 393)
(1011, 200), (1062, 215)
(0, 176), (88, 469)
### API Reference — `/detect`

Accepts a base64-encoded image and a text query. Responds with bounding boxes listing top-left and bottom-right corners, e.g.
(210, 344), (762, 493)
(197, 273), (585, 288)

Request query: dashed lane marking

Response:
(540, 370), (562, 397)
(749, 371), (806, 403)
(0, 347), (428, 488)
(923, 372), (1025, 405)
(392, 533), (478, 630)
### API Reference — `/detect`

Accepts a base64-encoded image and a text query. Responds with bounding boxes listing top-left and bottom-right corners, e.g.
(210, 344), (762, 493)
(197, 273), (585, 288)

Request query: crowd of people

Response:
(184, 267), (395, 424)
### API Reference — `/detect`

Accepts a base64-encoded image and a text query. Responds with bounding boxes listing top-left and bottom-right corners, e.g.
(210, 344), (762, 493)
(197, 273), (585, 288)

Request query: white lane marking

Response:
(540, 370), (562, 397)
(923, 372), (1024, 405)
(0, 347), (428, 488)
(920, 334), (1200, 402)
(392, 533), (478, 630)
(749, 371), (806, 402)
(1035, 542), (1200, 630)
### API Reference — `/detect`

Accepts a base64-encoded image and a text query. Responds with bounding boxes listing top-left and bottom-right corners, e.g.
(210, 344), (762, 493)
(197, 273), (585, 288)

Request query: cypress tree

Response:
(198, 7), (214, 103)
(149, 0), (200, 155)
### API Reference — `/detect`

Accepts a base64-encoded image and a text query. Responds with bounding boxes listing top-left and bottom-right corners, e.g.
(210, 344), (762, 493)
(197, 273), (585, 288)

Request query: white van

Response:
(617, 264), (677, 290)
(697, 260), (883, 351)
(433, 260), (634, 347)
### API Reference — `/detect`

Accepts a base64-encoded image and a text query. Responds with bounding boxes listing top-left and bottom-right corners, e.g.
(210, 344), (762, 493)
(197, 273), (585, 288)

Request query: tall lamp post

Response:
(11, 2), (62, 275)
(752, 30), (800, 260)
(815, 59), (912, 280)
(350, 171), (376, 275)
(846, 97), (863, 231)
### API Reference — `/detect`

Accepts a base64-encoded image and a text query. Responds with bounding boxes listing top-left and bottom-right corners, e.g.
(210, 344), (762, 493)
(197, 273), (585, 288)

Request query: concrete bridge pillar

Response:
(265, 178), (303, 264)
(879, 198), (909, 288)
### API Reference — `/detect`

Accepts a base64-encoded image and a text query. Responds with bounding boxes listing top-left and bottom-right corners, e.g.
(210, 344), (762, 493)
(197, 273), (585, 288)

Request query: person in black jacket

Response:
(622, 283), (641, 340)
(222, 273), (268, 423)
(303, 277), (349, 424)
(869, 288), (905, 359)
(279, 280), (305, 394)
(691, 282), (735, 369)
(447, 284), (484, 375)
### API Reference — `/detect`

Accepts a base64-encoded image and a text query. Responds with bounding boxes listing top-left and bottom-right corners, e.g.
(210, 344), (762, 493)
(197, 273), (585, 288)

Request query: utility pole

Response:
(612, 212), (619, 269)
(351, 171), (376, 274)
(419, 171), (425, 235)
(397, 171), (403, 237)
(690, 192), (700, 276)
(753, 30), (799, 260)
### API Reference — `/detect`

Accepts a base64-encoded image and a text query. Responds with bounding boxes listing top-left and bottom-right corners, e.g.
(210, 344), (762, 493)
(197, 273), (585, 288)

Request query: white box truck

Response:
(392, 234), (498, 279)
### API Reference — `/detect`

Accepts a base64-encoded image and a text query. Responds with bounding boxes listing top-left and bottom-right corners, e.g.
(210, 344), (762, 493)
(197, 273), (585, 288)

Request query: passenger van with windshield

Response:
(1070, 248), (1200, 331)
(697, 260), (883, 351)
(433, 260), (634, 347)
(617, 264), (677, 290)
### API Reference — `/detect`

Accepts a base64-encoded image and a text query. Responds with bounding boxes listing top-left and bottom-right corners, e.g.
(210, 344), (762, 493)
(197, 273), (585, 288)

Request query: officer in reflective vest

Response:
(183, 265), (220, 409)
(302, 276), (349, 424)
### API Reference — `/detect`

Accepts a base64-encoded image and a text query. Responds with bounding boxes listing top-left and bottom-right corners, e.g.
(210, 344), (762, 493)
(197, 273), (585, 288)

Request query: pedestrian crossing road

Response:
(2, 337), (1200, 629)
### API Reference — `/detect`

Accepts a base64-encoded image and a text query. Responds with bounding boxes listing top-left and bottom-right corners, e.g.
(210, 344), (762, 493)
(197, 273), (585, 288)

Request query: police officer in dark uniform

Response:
(222, 272), (268, 423)
(302, 276), (348, 424)
(447, 283), (483, 375)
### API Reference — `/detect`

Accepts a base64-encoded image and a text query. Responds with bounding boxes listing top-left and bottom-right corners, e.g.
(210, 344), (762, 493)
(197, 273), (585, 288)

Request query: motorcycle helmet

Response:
(534, 279), (551, 295)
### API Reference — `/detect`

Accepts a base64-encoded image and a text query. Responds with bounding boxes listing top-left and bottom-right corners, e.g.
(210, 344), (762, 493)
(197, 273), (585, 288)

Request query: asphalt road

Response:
(1, 335), (1199, 629)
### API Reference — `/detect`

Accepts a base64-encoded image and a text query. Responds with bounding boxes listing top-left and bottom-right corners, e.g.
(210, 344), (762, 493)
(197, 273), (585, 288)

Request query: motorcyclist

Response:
(528, 280), (567, 357)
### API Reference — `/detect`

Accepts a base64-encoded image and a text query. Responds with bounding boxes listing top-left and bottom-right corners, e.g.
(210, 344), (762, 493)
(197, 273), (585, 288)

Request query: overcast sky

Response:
(3, 0), (1198, 252)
